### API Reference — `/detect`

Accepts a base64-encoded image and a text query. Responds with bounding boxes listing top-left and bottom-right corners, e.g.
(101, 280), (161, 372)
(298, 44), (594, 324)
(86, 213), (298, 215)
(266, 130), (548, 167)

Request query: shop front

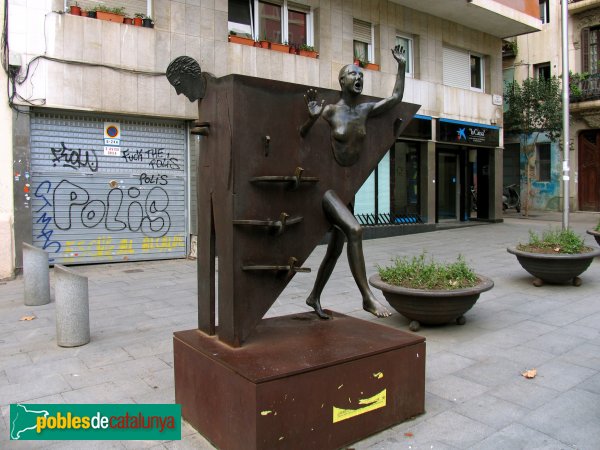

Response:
(436, 119), (502, 223)
(354, 115), (433, 225)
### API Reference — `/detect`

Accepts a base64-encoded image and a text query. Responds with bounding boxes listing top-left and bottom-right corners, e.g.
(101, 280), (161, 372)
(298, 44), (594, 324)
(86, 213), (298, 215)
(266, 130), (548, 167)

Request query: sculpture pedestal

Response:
(174, 312), (425, 449)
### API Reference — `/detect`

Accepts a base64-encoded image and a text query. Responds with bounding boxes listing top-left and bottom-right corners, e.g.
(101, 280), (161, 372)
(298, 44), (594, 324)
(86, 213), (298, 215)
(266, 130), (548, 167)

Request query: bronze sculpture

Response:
(167, 48), (416, 346)
(166, 56), (208, 102)
(301, 46), (407, 319)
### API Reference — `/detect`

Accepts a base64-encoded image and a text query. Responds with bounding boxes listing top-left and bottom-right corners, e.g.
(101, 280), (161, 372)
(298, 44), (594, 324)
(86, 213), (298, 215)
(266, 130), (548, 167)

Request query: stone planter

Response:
(369, 274), (494, 331)
(587, 229), (600, 246)
(507, 246), (600, 286)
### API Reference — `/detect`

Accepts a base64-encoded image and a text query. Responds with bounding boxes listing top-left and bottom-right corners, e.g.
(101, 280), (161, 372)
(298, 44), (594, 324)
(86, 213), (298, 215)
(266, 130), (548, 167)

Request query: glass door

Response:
(437, 152), (459, 221)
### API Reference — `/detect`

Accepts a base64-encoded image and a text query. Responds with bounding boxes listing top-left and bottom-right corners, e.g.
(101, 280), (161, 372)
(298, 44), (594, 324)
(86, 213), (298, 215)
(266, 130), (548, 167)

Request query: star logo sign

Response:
(457, 128), (467, 141)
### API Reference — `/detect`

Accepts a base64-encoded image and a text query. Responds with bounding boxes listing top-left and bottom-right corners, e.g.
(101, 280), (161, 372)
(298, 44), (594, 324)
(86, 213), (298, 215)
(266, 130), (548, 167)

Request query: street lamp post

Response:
(561, 0), (570, 229)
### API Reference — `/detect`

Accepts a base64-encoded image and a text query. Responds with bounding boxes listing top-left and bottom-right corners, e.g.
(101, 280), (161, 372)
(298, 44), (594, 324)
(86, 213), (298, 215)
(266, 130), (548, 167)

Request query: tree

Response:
(504, 76), (563, 215)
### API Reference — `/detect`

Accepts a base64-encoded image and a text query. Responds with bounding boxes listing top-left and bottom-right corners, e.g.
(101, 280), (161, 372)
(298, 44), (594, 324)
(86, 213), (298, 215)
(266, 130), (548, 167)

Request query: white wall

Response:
(0, 4), (15, 279)
(9, 0), (505, 125)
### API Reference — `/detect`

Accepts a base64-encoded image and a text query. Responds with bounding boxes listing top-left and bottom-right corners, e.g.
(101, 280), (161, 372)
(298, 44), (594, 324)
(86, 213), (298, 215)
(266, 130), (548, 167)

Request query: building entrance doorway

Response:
(579, 130), (600, 211)
(437, 152), (460, 221)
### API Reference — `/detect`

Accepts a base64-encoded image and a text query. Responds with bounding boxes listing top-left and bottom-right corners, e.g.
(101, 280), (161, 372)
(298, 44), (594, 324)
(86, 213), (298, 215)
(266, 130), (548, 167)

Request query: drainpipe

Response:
(561, 0), (570, 229)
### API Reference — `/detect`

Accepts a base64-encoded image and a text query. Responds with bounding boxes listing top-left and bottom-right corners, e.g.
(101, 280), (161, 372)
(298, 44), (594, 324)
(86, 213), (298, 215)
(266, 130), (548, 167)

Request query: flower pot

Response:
(364, 63), (380, 71)
(133, 17), (143, 26)
(270, 43), (290, 53)
(507, 246), (600, 286)
(299, 49), (318, 58)
(587, 229), (600, 246)
(87, 11), (96, 18)
(257, 40), (270, 49)
(96, 11), (124, 23)
(228, 35), (255, 47)
(69, 5), (82, 15)
(124, 17), (133, 25)
(142, 18), (154, 28)
(369, 274), (493, 331)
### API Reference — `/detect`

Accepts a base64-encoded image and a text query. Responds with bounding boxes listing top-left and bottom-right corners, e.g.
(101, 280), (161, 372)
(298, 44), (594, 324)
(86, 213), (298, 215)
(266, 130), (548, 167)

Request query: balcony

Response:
(392, 0), (541, 38)
(568, 0), (600, 15)
(570, 73), (600, 104)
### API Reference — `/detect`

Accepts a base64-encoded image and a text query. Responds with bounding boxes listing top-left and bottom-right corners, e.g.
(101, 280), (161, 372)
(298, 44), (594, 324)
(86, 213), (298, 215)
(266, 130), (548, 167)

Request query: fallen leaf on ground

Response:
(522, 368), (537, 379)
(404, 432), (414, 437)
(20, 315), (36, 321)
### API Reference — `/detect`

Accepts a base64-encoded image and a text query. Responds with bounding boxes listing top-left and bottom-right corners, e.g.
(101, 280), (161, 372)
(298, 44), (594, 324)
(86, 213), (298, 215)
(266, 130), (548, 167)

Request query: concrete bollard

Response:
(54, 264), (90, 347)
(22, 242), (51, 306)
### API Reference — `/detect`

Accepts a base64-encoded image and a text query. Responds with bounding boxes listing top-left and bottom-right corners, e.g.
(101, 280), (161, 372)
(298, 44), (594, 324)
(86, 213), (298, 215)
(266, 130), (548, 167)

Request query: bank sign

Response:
(438, 119), (499, 148)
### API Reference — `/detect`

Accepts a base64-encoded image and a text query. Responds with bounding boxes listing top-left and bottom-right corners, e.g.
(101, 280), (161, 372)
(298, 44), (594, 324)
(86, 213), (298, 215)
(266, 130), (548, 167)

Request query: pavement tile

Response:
(427, 375), (489, 403)
(523, 330), (587, 356)
(488, 378), (561, 410)
(573, 311), (600, 330)
(454, 356), (530, 388)
(5, 356), (88, 384)
(64, 356), (171, 390)
(557, 342), (600, 370)
(522, 389), (600, 449)
(453, 393), (529, 430)
(531, 359), (597, 392)
(402, 410), (495, 448)
(425, 352), (477, 382)
(577, 372), (600, 395)
(0, 374), (71, 405)
(471, 423), (570, 450)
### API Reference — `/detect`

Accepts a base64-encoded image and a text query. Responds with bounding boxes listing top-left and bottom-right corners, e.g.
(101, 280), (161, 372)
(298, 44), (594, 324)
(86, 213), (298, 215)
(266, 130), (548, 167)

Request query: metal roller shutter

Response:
(443, 46), (470, 89)
(30, 111), (188, 264)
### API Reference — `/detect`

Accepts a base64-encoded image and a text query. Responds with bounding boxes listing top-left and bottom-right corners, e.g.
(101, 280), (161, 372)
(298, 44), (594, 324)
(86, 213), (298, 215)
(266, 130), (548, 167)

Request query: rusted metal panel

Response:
(174, 312), (425, 450)
(197, 75), (419, 346)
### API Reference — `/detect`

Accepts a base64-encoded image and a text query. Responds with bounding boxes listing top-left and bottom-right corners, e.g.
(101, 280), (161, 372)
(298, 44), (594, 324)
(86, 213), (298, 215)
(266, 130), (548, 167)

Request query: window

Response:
(470, 54), (482, 90)
(259, 2), (282, 42)
(581, 26), (600, 74)
(536, 143), (551, 182)
(353, 19), (373, 63)
(539, 0), (549, 24)
(229, 0), (253, 37)
(395, 35), (413, 76)
(443, 46), (485, 91)
(535, 62), (551, 80)
(228, 1), (313, 46)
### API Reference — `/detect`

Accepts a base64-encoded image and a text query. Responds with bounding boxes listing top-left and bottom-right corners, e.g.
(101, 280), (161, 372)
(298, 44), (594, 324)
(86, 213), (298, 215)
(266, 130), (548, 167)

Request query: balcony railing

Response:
(570, 73), (600, 102)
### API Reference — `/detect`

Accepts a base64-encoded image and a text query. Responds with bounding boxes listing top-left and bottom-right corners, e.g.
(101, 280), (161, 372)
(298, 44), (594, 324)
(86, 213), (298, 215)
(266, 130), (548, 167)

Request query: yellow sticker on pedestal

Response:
(332, 389), (386, 423)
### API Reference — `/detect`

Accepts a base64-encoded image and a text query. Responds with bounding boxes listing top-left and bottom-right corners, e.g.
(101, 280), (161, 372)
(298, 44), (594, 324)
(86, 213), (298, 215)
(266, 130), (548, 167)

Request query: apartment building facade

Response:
(504, 0), (600, 213)
(0, 0), (540, 278)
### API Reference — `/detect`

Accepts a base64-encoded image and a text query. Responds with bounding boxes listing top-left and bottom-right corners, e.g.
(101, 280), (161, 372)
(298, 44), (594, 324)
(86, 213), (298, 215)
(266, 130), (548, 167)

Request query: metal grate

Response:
(355, 213), (423, 226)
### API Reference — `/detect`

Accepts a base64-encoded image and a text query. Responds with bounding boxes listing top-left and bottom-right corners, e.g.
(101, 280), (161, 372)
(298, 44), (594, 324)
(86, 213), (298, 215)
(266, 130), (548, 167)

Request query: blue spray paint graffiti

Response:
(34, 180), (61, 261)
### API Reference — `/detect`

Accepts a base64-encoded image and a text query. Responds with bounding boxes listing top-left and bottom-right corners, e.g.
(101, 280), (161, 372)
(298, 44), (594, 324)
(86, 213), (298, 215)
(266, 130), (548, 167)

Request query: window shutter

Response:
(582, 28), (590, 73)
(353, 19), (372, 44)
(443, 46), (470, 89)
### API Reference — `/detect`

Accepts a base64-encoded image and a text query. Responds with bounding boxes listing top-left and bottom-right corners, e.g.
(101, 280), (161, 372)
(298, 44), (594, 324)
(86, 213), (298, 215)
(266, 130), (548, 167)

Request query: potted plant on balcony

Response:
(507, 227), (600, 286)
(133, 13), (144, 26)
(69, 1), (82, 15)
(142, 15), (154, 28)
(95, 6), (125, 23)
(228, 31), (255, 47)
(256, 33), (270, 49)
(270, 40), (290, 53)
(299, 44), (318, 58)
(369, 253), (493, 331)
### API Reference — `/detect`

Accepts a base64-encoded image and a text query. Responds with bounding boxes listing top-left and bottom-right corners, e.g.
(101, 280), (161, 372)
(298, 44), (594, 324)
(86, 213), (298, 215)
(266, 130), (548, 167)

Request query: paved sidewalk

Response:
(1, 212), (600, 449)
